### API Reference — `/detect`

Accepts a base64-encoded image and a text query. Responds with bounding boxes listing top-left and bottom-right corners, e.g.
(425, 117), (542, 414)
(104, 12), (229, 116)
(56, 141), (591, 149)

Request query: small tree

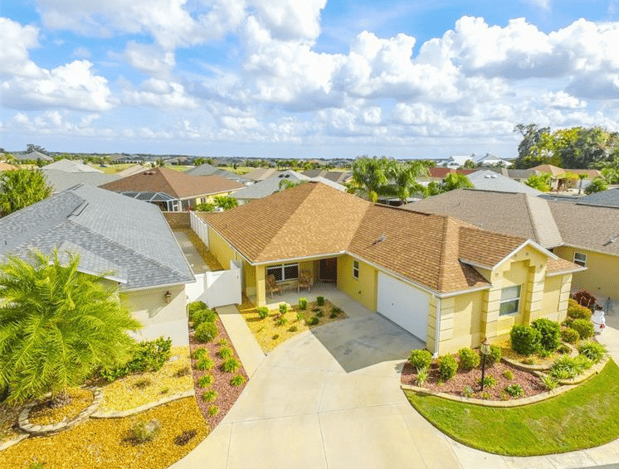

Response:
(0, 169), (53, 217)
(584, 177), (608, 194)
(0, 250), (141, 403)
(524, 174), (551, 192)
(213, 195), (238, 211)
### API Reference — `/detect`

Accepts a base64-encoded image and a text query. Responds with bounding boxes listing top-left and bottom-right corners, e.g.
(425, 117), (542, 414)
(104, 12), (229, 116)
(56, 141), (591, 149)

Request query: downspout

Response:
(434, 296), (441, 357)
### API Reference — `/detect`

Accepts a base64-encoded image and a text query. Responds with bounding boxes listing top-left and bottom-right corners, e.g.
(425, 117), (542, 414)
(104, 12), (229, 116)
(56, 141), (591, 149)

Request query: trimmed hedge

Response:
(532, 318), (561, 352)
(409, 350), (433, 371)
(439, 355), (458, 381)
(510, 325), (541, 355)
(458, 347), (480, 370)
(572, 319), (594, 340)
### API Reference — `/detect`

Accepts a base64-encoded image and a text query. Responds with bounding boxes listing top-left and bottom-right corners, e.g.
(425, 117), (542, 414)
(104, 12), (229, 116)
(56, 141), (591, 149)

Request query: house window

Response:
(353, 260), (360, 279)
(573, 252), (587, 267)
(499, 285), (521, 316)
(267, 263), (299, 282)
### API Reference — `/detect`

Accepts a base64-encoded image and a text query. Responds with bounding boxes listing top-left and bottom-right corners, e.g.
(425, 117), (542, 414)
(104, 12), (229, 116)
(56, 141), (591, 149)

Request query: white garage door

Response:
(377, 272), (429, 341)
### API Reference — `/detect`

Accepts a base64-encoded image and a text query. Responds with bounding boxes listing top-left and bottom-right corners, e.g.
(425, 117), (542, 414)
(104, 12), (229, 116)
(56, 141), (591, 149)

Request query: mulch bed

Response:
(189, 313), (248, 428)
(401, 358), (548, 400)
(29, 388), (94, 426)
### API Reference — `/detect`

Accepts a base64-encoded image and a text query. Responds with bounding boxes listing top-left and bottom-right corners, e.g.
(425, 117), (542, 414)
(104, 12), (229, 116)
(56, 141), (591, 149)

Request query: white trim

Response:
(253, 251), (346, 266)
(560, 243), (619, 260)
(499, 285), (521, 316)
(546, 266), (587, 277)
(352, 260), (360, 279)
(492, 239), (558, 271)
(122, 281), (188, 292)
(573, 251), (587, 267)
(434, 296), (441, 357)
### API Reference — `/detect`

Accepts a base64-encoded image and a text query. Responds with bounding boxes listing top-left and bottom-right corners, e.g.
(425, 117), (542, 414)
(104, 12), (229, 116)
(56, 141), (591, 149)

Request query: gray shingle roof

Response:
(13, 151), (53, 161)
(42, 169), (119, 192)
(0, 185), (194, 290)
(232, 171), (308, 200)
(186, 163), (250, 183)
(468, 170), (542, 195)
(44, 159), (103, 173)
(576, 188), (619, 208)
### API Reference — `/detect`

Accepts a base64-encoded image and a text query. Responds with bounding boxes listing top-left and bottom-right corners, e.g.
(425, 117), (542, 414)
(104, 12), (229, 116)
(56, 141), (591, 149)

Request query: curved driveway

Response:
(172, 314), (462, 469)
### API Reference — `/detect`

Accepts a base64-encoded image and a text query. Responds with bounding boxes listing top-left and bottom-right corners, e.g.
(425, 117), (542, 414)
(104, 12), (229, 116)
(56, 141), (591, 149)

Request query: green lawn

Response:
(405, 359), (619, 456)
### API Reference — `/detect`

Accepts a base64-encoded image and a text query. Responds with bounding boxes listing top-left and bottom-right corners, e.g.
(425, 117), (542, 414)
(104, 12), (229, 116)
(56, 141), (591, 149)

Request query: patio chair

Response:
(297, 269), (313, 293)
(267, 274), (282, 297)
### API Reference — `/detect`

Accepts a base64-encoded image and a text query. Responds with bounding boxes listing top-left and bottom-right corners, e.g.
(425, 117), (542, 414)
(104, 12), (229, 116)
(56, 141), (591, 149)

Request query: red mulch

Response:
(188, 313), (248, 429)
(401, 358), (547, 400)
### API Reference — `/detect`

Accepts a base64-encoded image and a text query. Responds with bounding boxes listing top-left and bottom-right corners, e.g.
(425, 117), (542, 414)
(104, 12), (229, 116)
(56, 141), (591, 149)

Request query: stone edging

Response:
(0, 433), (30, 452)
(501, 342), (579, 372)
(17, 388), (102, 437)
(400, 354), (610, 407)
(91, 389), (195, 418)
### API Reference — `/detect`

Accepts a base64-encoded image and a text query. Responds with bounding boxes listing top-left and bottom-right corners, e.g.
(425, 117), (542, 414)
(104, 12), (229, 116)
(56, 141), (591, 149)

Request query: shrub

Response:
(486, 345), (502, 366)
(505, 384), (525, 398)
(218, 338), (229, 347)
(480, 392), (491, 400)
(462, 386), (474, 398)
(532, 318), (561, 352)
(188, 301), (207, 319)
(195, 357), (214, 371)
(133, 378), (151, 389)
(288, 325), (298, 332)
(173, 366), (190, 378)
(279, 303), (288, 315)
(458, 347), (480, 370)
(480, 375), (498, 389)
(295, 312), (304, 322)
(222, 357), (241, 373)
(502, 370), (514, 380)
(230, 375), (245, 386)
(102, 337), (172, 381)
(573, 290), (597, 309)
(541, 374), (558, 390)
(299, 298), (308, 310)
(195, 322), (218, 343)
(549, 355), (591, 380)
(439, 355), (458, 381)
(409, 349), (433, 371)
(257, 306), (269, 319)
(207, 405), (219, 417)
(312, 307), (320, 312)
(331, 306), (342, 315)
(202, 390), (218, 402)
(317, 296), (325, 306)
(561, 328), (580, 344)
(330, 312), (337, 319)
(160, 386), (170, 394)
(416, 368), (428, 386)
(557, 344), (571, 354)
(197, 375), (214, 388)
(272, 334), (279, 340)
(578, 341), (607, 363)
(130, 419), (160, 443)
(572, 319), (594, 339)
(192, 308), (216, 327)
(218, 347), (233, 359)
(316, 311), (324, 318)
(568, 299), (592, 320)
(174, 429), (197, 446)
(510, 324), (541, 355)
(192, 348), (208, 360)
(307, 316), (319, 326)
(276, 317), (288, 326)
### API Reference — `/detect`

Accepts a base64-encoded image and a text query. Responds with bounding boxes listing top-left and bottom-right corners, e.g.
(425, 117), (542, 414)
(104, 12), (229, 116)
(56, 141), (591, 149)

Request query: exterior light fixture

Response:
(164, 291), (172, 304)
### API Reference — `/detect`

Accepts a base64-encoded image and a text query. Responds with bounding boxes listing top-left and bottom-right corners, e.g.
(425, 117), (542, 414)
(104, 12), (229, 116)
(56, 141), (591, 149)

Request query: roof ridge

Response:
(524, 194), (563, 247)
(436, 217), (452, 291)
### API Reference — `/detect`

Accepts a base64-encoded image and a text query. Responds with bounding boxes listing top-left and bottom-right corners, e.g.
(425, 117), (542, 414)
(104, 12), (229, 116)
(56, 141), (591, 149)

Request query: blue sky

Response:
(1, 0), (618, 158)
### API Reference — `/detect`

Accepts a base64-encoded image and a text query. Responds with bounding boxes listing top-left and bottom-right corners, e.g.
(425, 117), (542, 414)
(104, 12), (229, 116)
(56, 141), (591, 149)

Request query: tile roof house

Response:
(467, 170), (542, 195)
(406, 189), (619, 300)
(100, 167), (244, 211)
(44, 159), (103, 173)
(243, 167), (281, 182)
(186, 163), (251, 184)
(0, 184), (195, 344)
(195, 182), (579, 354)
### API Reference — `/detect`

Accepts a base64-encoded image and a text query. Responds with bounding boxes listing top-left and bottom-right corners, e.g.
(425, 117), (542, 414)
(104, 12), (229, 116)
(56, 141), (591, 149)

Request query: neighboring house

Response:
(244, 167), (281, 182)
(406, 189), (619, 300)
(530, 164), (603, 192)
(0, 184), (195, 344)
(467, 170), (542, 195)
(0, 162), (18, 172)
(13, 151), (53, 162)
(474, 153), (513, 167)
(577, 188), (619, 208)
(42, 169), (119, 193)
(116, 164), (148, 178)
(232, 170), (345, 204)
(186, 163), (252, 185)
(423, 167), (476, 181)
(438, 153), (512, 168)
(44, 159), (103, 173)
(196, 182), (579, 355)
(300, 170), (352, 184)
(100, 167), (244, 211)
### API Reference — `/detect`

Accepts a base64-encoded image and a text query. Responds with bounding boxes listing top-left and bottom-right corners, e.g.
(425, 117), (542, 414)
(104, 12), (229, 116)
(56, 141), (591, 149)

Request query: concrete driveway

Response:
(171, 314), (462, 469)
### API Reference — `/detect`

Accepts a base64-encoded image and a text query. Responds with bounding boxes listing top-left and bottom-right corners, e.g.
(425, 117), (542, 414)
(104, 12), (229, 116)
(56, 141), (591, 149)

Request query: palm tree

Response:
(0, 250), (141, 403)
(0, 169), (52, 217)
(389, 161), (428, 203)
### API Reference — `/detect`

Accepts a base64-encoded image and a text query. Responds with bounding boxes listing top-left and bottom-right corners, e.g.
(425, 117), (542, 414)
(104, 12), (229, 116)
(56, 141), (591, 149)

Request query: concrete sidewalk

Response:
(217, 305), (265, 378)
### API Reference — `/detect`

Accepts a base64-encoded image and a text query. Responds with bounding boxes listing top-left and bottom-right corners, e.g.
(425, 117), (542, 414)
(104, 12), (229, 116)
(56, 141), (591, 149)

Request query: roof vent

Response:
(372, 233), (386, 246)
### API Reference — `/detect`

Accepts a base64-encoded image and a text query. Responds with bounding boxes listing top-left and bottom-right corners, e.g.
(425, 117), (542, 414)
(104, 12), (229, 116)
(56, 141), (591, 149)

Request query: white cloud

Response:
(122, 79), (200, 109)
(539, 91), (586, 109)
(0, 18), (43, 78)
(71, 47), (91, 58)
(522, 0), (550, 10)
(123, 42), (176, 76)
(248, 0), (326, 41)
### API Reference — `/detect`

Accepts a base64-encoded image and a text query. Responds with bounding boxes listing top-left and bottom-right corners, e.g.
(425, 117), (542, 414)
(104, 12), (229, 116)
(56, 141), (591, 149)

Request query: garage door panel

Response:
(377, 272), (429, 341)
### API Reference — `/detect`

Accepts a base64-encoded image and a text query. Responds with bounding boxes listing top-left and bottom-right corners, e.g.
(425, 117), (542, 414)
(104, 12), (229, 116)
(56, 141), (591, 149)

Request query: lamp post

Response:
(480, 338), (491, 392)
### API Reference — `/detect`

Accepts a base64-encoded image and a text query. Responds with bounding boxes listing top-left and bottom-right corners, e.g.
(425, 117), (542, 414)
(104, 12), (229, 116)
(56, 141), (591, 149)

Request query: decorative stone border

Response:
(17, 388), (102, 437)
(501, 342), (578, 372)
(0, 433), (30, 452)
(401, 354), (610, 408)
(91, 389), (194, 418)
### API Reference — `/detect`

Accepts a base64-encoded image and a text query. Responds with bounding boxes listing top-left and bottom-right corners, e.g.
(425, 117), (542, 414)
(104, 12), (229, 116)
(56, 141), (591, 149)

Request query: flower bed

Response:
(28, 388), (94, 426)
(401, 358), (546, 400)
(189, 312), (248, 429)
(239, 297), (347, 352)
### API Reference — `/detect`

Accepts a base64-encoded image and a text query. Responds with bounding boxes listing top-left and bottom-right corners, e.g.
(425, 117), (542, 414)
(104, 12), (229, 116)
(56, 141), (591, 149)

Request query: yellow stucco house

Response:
(196, 182), (582, 355)
(409, 189), (619, 305)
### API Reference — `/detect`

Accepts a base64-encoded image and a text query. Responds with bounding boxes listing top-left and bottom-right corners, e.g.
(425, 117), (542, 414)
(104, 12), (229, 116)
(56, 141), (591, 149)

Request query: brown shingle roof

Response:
(100, 167), (243, 199)
(547, 257), (584, 274)
(201, 182), (567, 293)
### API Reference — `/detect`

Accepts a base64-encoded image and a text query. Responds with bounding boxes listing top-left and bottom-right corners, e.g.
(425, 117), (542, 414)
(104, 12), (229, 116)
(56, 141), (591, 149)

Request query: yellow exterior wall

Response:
(554, 246), (619, 300)
(123, 284), (188, 345)
(208, 227), (238, 270)
(256, 265), (266, 306)
(337, 255), (378, 311)
(243, 259), (256, 297)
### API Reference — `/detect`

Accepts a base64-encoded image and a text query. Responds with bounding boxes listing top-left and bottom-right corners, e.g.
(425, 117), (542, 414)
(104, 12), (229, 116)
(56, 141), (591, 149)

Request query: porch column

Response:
(256, 265), (266, 306)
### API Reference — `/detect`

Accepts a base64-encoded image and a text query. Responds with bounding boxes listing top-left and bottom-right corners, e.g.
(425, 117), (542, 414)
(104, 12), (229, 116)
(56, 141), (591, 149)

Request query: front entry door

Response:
(319, 258), (337, 283)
